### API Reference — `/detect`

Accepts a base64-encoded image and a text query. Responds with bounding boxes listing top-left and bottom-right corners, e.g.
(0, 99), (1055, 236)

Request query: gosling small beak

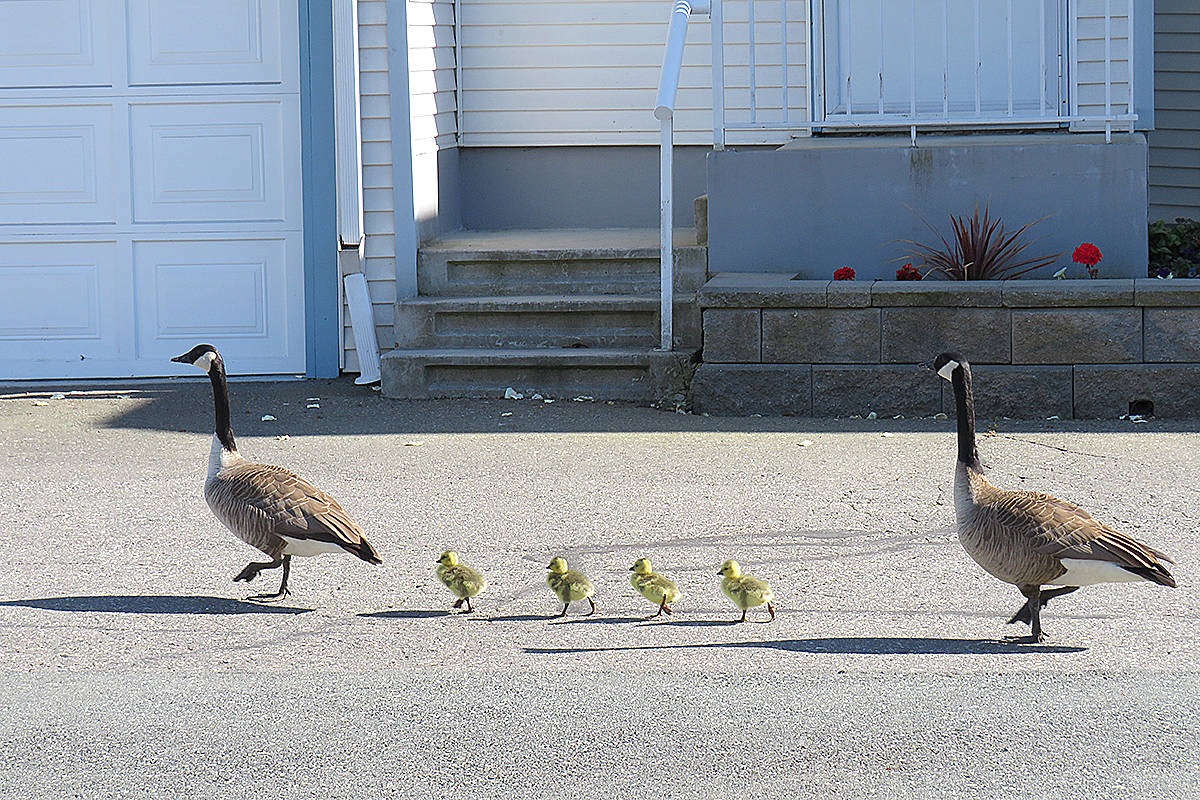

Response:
(628, 566), (635, 571)
(716, 570), (723, 576)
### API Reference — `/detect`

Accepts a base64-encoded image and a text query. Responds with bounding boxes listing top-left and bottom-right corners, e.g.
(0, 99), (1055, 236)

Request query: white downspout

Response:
(333, 0), (381, 383)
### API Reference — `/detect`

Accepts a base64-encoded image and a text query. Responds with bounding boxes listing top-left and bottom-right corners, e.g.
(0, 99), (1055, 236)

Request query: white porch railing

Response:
(654, 1), (1138, 341)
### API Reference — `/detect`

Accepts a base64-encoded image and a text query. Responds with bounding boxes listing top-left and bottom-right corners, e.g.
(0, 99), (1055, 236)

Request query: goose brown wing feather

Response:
(220, 463), (381, 562)
(989, 489), (1173, 569)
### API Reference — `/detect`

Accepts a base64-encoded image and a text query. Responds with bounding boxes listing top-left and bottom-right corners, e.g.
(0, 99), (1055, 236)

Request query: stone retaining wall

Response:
(693, 274), (1200, 418)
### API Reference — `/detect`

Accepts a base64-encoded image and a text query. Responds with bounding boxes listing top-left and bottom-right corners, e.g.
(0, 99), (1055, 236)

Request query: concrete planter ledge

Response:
(694, 274), (1200, 418)
(699, 275), (1200, 309)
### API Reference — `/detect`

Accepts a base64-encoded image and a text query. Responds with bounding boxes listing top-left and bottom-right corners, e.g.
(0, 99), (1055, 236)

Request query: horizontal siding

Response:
(1149, 3), (1200, 221)
(1073, 0), (1133, 124)
(345, 0), (459, 372)
(459, 0), (809, 146)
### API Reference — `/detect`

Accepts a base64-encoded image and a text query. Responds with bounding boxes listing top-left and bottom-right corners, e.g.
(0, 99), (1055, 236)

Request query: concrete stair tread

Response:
(400, 294), (662, 310)
(420, 227), (700, 257)
(383, 347), (671, 364)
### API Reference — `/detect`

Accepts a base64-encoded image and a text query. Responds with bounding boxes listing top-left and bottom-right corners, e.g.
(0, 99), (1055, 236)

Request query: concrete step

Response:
(395, 294), (662, 349)
(417, 228), (707, 296)
(380, 347), (697, 401)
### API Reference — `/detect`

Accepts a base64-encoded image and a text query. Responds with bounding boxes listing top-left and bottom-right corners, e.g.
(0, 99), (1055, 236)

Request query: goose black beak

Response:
(170, 353), (190, 363)
(919, 358), (935, 371)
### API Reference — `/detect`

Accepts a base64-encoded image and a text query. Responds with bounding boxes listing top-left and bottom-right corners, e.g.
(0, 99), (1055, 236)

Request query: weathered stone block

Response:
(1134, 279), (1200, 306)
(699, 273), (827, 308)
(691, 363), (812, 416)
(1002, 279), (1135, 307)
(872, 281), (1002, 307)
(827, 281), (872, 307)
(1145, 309), (1200, 362)
(940, 365), (1073, 419)
(762, 308), (881, 363)
(1011, 309), (1142, 363)
(812, 365), (941, 417)
(703, 308), (761, 363)
(881, 308), (1011, 363)
(1073, 365), (1200, 418)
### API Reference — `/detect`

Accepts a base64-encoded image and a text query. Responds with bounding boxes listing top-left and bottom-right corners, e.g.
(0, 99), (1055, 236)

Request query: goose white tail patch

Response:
(281, 537), (347, 557)
(1050, 558), (1144, 586)
(937, 360), (960, 381)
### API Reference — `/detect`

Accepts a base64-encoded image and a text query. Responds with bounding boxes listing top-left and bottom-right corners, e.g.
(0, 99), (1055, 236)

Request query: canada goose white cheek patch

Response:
(937, 360), (959, 381)
(194, 352), (216, 371)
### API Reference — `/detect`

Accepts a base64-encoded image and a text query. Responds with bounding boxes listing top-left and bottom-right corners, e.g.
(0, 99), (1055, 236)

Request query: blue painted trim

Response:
(1134, 0), (1154, 130)
(299, 0), (340, 377)
(386, 0), (419, 299)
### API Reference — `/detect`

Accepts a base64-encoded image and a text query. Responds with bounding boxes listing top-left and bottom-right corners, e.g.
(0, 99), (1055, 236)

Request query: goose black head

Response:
(171, 344), (221, 372)
(931, 351), (968, 382)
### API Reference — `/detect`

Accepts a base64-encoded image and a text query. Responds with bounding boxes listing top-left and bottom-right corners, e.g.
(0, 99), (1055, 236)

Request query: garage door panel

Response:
(132, 237), (303, 371)
(0, 104), (115, 224)
(0, 241), (124, 363)
(130, 100), (295, 223)
(0, 0), (110, 88)
(127, 0), (285, 86)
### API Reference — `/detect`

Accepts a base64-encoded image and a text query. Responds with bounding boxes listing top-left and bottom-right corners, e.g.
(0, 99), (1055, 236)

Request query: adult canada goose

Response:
(546, 556), (596, 617)
(172, 344), (381, 599)
(931, 351), (1175, 642)
(718, 559), (775, 623)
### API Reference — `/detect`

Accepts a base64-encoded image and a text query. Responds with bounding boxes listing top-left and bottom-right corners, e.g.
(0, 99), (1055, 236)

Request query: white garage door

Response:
(0, 0), (305, 379)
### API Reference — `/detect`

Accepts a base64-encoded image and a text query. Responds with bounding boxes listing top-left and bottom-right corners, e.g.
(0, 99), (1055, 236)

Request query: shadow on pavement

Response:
(524, 636), (1086, 656)
(358, 609), (451, 619)
(7, 375), (1193, 436)
(0, 595), (312, 615)
(551, 615), (646, 625)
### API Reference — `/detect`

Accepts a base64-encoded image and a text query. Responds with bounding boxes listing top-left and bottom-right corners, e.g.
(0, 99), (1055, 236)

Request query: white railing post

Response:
(655, 0), (710, 352)
(659, 118), (674, 351)
(712, 0), (724, 149)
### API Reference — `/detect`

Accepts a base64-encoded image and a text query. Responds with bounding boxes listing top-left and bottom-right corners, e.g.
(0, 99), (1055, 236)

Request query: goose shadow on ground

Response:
(472, 613), (560, 622)
(551, 615), (645, 625)
(636, 618), (743, 628)
(524, 637), (1086, 656)
(0, 595), (312, 615)
(358, 609), (451, 619)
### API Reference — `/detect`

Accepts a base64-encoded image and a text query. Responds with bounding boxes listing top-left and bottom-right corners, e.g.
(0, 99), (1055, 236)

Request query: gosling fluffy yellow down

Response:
(546, 556), (596, 617)
(630, 557), (681, 617)
(436, 550), (487, 613)
(718, 559), (775, 622)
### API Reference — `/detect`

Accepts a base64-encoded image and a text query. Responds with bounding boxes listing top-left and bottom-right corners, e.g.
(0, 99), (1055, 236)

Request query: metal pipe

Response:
(659, 118), (674, 351)
(654, 0), (697, 120)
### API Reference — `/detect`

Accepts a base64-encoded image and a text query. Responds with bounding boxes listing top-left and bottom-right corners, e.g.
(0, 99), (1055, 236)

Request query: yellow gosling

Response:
(630, 557), (681, 618)
(718, 559), (775, 622)
(546, 556), (596, 617)
(436, 550), (487, 613)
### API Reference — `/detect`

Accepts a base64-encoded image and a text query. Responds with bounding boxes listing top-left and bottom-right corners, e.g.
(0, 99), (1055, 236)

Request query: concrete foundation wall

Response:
(457, 146), (719, 229)
(706, 133), (1150, 281)
(693, 274), (1200, 418)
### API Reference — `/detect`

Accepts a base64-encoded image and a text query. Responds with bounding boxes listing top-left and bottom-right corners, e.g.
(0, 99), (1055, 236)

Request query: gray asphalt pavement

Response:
(1, 378), (1197, 798)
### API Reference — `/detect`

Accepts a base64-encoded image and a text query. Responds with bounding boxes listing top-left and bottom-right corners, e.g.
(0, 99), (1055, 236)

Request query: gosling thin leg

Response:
(766, 602), (776, 622)
(739, 609), (747, 623)
(462, 596), (474, 614)
(556, 603), (569, 618)
(585, 598), (596, 616)
(452, 598), (464, 610)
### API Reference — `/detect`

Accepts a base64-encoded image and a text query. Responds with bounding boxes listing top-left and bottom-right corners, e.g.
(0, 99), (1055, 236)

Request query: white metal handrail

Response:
(654, 0), (710, 352)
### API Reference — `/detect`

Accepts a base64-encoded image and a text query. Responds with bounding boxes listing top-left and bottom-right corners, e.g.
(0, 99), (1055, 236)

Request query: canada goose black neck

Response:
(951, 361), (981, 471)
(209, 355), (236, 452)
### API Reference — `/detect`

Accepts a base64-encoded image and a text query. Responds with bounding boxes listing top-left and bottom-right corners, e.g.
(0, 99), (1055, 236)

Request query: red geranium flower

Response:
(896, 263), (921, 281)
(833, 267), (856, 281)
(1073, 243), (1102, 267)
